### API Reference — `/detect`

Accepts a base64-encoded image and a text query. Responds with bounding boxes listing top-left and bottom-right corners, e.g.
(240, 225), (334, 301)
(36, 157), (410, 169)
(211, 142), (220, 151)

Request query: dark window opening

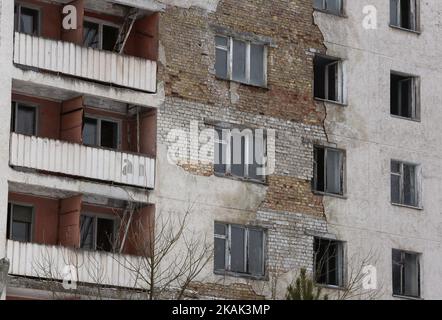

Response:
(390, 0), (418, 31)
(7, 203), (33, 243)
(83, 117), (119, 150)
(392, 249), (421, 298)
(80, 214), (116, 253)
(83, 20), (120, 51)
(391, 160), (418, 207)
(391, 73), (419, 120)
(314, 56), (342, 103)
(314, 238), (344, 287)
(11, 102), (37, 136)
(314, 146), (344, 196)
(15, 5), (39, 35)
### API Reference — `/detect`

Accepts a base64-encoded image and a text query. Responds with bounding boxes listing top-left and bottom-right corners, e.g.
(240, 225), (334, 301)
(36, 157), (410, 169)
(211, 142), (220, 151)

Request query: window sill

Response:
(313, 191), (347, 200)
(214, 172), (268, 186)
(314, 97), (347, 107)
(313, 8), (347, 18)
(389, 25), (421, 35)
(315, 283), (346, 291)
(215, 76), (268, 90)
(214, 270), (268, 281)
(393, 294), (423, 301)
(391, 202), (423, 211)
(390, 114), (421, 123)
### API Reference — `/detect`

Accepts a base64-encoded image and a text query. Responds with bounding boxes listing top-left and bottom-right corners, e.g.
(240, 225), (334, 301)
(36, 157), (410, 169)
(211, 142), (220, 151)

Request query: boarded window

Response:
(392, 249), (421, 298)
(7, 203), (33, 243)
(391, 72), (419, 120)
(390, 0), (418, 31)
(314, 238), (344, 287)
(391, 160), (419, 207)
(215, 35), (267, 87)
(313, 0), (343, 15)
(214, 223), (265, 277)
(314, 146), (344, 195)
(314, 56), (343, 103)
(12, 102), (37, 136)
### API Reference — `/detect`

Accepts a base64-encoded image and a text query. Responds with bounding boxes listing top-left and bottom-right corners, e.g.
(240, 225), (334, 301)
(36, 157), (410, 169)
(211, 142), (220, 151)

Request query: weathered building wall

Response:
(154, 0), (329, 299)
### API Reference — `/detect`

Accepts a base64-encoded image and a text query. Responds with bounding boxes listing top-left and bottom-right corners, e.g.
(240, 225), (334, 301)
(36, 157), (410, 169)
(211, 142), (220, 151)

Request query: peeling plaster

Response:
(159, 0), (220, 12)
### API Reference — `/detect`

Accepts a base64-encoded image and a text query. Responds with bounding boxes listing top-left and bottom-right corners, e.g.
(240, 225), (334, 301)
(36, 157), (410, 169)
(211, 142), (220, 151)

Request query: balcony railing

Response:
(10, 133), (155, 189)
(13, 32), (157, 93)
(6, 240), (144, 289)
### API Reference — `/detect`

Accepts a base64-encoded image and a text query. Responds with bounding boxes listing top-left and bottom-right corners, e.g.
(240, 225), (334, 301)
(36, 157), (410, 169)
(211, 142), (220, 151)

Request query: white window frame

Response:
(391, 160), (421, 208)
(8, 202), (35, 243)
(83, 115), (121, 149)
(214, 223), (266, 278)
(215, 35), (268, 87)
(390, 72), (420, 121)
(392, 249), (421, 298)
(12, 101), (39, 136)
(314, 55), (344, 104)
(390, 0), (419, 32)
(313, 146), (345, 196)
(80, 212), (118, 252)
(313, 237), (345, 288)
(83, 17), (120, 51)
(14, 3), (41, 36)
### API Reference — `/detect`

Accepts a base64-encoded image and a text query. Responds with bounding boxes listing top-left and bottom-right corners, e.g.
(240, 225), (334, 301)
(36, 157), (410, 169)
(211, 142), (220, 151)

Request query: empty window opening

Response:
(392, 249), (421, 298)
(314, 146), (345, 196)
(314, 56), (343, 103)
(391, 73), (419, 120)
(14, 5), (40, 36)
(390, 0), (418, 31)
(314, 238), (344, 287)
(80, 214), (116, 252)
(214, 127), (267, 183)
(214, 223), (265, 277)
(391, 160), (419, 207)
(83, 19), (119, 51)
(11, 102), (37, 136)
(215, 35), (267, 87)
(83, 117), (120, 150)
(313, 0), (343, 15)
(7, 203), (33, 243)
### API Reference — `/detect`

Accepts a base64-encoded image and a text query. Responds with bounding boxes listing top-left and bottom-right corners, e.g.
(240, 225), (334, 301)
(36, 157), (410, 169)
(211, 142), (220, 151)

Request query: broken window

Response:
(83, 116), (120, 150)
(80, 214), (116, 252)
(313, 0), (343, 15)
(7, 203), (33, 243)
(14, 5), (40, 36)
(83, 20), (119, 51)
(214, 223), (265, 277)
(391, 72), (420, 120)
(313, 146), (345, 196)
(11, 102), (37, 136)
(314, 56), (343, 103)
(214, 127), (267, 183)
(392, 249), (421, 298)
(215, 36), (267, 87)
(391, 160), (419, 207)
(314, 237), (344, 287)
(390, 0), (418, 31)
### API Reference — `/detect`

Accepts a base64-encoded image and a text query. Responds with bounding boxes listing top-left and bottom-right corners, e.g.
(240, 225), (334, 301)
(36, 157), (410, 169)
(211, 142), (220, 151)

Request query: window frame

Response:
(392, 249), (421, 299)
(390, 160), (421, 208)
(215, 35), (268, 88)
(83, 114), (121, 150)
(11, 101), (39, 136)
(313, 0), (345, 16)
(7, 202), (35, 243)
(80, 212), (118, 252)
(83, 17), (120, 51)
(214, 127), (268, 184)
(214, 222), (267, 279)
(390, 71), (421, 121)
(313, 145), (346, 197)
(14, 3), (41, 36)
(314, 55), (345, 104)
(389, 0), (420, 33)
(313, 237), (346, 288)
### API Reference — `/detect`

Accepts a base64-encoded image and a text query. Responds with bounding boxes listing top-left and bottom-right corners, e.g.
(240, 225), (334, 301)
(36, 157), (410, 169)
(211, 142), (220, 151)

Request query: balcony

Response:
(10, 133), (155, 189)
(14, 32), (157, 93)
(6, 240), (142, 289)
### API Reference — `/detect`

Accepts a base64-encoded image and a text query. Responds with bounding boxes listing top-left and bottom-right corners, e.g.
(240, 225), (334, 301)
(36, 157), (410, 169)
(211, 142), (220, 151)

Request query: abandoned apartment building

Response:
(0, 0), (440, 300)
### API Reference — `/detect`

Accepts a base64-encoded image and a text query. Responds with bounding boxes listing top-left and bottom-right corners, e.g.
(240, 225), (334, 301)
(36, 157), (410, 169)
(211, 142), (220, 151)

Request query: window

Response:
(391, 160), (419, 207)
(14, 5), (40, 35)
(215, 36), (267, 87)
(313, 0), (343, 15)
(11, 102), (37, 136)
(313, 146), (345, 196)
(214, 223), (265, 277)
(80, 214), (116, 252)
(7, 203), (33, 243)
(390, 0), (419, 31)
(214, 128), (267, 182)
(391, 72), (420, 120)
(83, 20), (119, 51)
(392, 249), (421, 298)
(314, 56), (344, 103)
(83, 117), (120, 149)
(314, 238), (344, 287)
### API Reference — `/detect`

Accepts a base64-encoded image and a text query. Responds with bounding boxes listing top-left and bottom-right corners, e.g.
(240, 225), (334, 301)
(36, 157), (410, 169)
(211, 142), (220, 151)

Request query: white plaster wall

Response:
(315, 0), (442, 299)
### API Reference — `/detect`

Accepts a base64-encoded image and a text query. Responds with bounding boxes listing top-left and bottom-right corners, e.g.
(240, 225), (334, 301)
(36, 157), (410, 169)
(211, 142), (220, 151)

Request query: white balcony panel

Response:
(14, 32), (157, 93)
(6, 240), (144, 289)
(10, 133), (155, 189)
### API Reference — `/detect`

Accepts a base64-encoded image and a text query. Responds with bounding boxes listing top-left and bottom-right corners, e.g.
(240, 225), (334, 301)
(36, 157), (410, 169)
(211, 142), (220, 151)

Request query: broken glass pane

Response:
(314, 147), (325, 192)
(391, 174), (401, 204)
